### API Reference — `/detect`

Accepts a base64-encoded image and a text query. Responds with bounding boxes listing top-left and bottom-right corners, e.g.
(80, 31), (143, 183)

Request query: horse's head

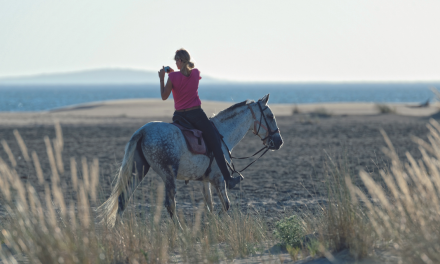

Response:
(248, 94), (283, 150)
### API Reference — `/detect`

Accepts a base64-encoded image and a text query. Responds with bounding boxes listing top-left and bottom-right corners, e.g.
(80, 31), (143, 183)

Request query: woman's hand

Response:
(168, 67), (175, 73)
(158, 67), (166, 79)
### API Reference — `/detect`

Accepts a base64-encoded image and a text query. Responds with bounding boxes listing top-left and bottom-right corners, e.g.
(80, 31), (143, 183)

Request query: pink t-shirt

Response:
(168, 68), (202, 110)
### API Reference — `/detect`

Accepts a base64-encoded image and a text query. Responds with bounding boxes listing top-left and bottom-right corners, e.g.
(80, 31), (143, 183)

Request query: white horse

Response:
(97, 94), (283, 227)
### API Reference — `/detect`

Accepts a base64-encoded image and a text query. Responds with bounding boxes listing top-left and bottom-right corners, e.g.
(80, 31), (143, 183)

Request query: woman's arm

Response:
(158, 67), (173, 100)
(161, 78), (173, 100)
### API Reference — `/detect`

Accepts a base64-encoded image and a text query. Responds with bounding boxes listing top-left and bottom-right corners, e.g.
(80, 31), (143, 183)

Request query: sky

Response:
(0, 1), (439, 82)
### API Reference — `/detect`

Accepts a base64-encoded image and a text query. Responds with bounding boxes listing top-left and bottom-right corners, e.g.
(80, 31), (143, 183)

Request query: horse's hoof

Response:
(226, 176), (243, 190)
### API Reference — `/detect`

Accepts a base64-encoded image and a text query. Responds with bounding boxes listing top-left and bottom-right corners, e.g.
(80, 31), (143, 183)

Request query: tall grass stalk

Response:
(0, 125), (268, 263)
(321, 153), (374, 259)
(298, 152), (375, 260)
(344, 119), (440, 263)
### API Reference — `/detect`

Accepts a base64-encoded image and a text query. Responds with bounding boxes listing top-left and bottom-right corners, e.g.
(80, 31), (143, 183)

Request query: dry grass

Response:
(294, 154), (375, 261)
(320, 156), (374, 259)
(2, 117), (440, 263)
(304, 119), (440, 262)
(431, 87), (440, 103)
(0, 123), (269, 264)
(342, 119), (440, 263)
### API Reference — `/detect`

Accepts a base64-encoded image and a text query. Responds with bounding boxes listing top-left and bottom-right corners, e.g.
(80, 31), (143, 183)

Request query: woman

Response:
(157, 48), (242, 189)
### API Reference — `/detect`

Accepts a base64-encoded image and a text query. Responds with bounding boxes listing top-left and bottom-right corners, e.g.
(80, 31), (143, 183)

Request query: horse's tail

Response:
(96, 129), (144, 227)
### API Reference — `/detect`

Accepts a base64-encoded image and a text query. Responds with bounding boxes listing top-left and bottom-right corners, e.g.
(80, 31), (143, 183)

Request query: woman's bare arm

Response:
(158, 67), (173, 100)
(161, 78), (173, 100)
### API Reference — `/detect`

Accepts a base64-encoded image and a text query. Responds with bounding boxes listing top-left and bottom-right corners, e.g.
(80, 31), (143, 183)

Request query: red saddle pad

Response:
(172, 123), (207, 155)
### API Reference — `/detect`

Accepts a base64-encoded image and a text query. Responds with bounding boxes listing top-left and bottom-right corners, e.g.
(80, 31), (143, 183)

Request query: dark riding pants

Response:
(173, 108), (231, 181)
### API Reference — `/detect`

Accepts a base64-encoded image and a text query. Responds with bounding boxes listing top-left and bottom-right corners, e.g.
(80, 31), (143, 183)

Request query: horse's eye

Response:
(268, 114), (274, 119)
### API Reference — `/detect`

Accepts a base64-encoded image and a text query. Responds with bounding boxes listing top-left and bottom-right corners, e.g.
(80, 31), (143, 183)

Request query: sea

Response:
(0, 82), (437, 112)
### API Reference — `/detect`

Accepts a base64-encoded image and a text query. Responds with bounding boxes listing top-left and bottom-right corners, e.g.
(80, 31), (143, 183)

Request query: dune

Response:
(0, 99), (437, 126)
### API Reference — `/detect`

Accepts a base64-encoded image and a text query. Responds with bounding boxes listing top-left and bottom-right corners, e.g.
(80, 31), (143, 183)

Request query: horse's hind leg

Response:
(164, 177), (177, 218)
(202, 181), (213, 213)
(118, 140), (150, 215)
(160, 166), (183, 229)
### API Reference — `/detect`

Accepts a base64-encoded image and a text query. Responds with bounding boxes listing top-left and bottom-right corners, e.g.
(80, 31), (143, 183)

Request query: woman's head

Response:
(175, 48), (194, 76)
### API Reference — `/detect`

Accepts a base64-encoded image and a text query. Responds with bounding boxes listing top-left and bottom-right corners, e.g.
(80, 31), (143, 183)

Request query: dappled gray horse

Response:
(97, 94), (283, 227)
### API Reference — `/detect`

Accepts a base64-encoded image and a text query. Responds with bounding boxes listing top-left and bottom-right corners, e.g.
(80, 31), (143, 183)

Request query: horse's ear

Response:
(259, 94), (270, 105)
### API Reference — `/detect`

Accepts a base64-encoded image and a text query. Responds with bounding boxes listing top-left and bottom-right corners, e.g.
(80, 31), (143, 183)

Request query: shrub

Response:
(375, 104), (396, 114)
(311, 108), (332, 118)
(274, 215), (304, 248)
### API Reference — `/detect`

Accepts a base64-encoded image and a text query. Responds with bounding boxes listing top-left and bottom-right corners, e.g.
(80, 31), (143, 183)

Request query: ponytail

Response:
(175, 49), (195, 77)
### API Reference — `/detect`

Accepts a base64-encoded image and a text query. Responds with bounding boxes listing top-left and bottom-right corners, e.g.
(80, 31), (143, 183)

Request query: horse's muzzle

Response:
(267, 134), (283, 150)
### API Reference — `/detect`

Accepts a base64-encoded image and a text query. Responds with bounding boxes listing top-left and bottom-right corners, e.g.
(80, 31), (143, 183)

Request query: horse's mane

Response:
(214, 100), (255, 118)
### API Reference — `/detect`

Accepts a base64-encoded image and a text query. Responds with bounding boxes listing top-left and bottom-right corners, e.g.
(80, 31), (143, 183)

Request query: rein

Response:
(218, 101), (278, 178)
(223, 144), (269, 178)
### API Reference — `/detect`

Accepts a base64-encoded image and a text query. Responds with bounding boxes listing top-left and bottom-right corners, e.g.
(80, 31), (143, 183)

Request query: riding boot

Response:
(226, 175), (244, 189)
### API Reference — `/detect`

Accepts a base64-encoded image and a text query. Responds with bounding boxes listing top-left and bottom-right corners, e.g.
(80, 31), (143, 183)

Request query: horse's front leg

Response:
(211, 174), (230, 211)
(202, 181), (213, 213)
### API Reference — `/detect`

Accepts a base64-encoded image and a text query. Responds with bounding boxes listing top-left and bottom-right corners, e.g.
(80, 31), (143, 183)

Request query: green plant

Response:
(274, 215), (304, 248)
(306, 239), (320, 257)
(286, 244), (301, 260)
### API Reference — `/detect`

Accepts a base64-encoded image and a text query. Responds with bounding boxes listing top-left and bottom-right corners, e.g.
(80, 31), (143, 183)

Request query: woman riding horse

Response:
(158, 48), (242, 189)
(98, 59), (283, 226)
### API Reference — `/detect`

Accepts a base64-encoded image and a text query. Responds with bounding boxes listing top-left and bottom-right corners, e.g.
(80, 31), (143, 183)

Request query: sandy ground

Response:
(0, 99), (437, 126)
(0, 99), (435, 263)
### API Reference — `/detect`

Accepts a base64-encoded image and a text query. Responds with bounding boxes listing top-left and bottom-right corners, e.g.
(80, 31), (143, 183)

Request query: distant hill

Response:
(0, 68), (222, 85)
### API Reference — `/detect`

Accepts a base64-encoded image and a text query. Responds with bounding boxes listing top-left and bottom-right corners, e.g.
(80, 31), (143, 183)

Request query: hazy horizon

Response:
(1, 68), (440, 85)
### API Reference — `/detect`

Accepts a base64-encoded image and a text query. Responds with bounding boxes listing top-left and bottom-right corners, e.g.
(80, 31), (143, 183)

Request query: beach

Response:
(0, 99), (433, 222)
(0, 99), (435, 263)
(0, 99), (437, 125)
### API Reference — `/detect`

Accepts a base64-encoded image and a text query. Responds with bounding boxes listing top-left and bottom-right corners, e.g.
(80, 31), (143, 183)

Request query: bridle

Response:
(219, 101), (280, 178)
(247, 101), (280, 148)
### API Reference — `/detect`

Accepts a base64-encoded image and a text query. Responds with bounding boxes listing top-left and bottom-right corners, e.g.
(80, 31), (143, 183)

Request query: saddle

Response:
(171, 115), (223, 182)
(171, 115), (216, 156)
(171, 122), (207, 155)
